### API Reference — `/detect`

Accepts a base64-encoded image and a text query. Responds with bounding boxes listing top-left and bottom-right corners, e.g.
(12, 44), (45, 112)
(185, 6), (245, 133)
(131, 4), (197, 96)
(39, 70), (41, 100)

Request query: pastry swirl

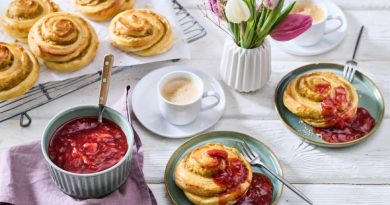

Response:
(1, 0), (59, 43)
(28, 12), (99, 72)
(109, 9), (173, 56)
(73, 0), (135, 21)
(283, 71), (358, 128)
(174, 143), (252, 205)
(0, 42), (39, 101)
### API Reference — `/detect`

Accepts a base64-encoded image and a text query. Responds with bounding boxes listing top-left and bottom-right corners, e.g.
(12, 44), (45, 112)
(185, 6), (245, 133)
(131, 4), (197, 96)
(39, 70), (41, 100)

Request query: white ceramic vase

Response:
(220, 38), (271, 92)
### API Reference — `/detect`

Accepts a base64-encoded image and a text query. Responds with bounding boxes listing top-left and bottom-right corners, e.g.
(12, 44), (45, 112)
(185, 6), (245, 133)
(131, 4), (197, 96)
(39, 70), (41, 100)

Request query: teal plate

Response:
(275, 63), (385, 148)
(164, 131), (283, 205)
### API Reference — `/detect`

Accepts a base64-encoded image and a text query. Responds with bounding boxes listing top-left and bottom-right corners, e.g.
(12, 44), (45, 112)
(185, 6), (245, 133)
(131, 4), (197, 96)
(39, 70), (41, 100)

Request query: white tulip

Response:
(225, 0), (251, 23)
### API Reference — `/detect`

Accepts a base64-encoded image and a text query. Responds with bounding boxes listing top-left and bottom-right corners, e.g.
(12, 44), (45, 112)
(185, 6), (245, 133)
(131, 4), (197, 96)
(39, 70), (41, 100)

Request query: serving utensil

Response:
(237, 141), (313, 205)
(343, 26), (364, 82)
(98, 55), (114, 123)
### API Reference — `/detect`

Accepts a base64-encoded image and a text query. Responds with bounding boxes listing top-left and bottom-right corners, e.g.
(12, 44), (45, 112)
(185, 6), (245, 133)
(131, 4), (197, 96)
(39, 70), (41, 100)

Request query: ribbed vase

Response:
(220, 38), (271, 92)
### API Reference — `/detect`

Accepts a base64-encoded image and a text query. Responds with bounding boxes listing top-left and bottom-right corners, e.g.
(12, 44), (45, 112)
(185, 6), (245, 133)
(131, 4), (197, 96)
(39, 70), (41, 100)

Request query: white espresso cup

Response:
(157, 71), (221, 125)
(293, 0), (343, 46)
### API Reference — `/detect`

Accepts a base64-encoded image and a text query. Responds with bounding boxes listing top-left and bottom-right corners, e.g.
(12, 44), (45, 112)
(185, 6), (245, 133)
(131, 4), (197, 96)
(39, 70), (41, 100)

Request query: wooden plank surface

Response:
(149, 183), (390, 205)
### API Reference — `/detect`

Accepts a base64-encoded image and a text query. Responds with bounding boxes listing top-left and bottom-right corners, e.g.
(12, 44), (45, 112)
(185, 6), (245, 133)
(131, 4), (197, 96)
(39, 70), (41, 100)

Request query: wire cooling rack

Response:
(0, 0), (207, 127)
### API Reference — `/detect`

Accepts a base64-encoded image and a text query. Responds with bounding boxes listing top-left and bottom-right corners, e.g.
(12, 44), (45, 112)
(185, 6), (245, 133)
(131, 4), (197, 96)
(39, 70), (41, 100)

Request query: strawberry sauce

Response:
(207, 150), (274, 205)
(315, 83), (331, 94)
(48, 117), (128, 174)
(235, 173), (274, 205)
(320, 86), (350, 126)
(313, 86), (375, 143)
(207, 150), (248, 188)
(314, 108), (375, 143)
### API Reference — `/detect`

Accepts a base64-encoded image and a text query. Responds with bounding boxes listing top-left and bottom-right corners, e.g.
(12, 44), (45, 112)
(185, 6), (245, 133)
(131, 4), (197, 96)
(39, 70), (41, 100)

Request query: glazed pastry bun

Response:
(174, 143), (253, 205)
(1, 0), (59, 43)
(28, 12), (99, 72)
(73, 0), (135, 22)
(109, 9), (173, 57)
(0, 42), (39, 101)
(283, 71), (358, 128)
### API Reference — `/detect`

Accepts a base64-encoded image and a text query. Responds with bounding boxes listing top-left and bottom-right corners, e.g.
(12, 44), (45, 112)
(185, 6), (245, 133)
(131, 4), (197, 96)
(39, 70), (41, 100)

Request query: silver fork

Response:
(237, 141), (313, 205)
(343, 26), (365, 82)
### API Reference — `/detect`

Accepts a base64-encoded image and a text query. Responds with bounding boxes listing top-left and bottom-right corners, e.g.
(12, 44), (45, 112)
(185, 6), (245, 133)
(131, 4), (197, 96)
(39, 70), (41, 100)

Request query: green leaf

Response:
(243, 22), (256, 48)
(254, 5), (267, 44)
(271, 1), (296, 31)
(257, 0), (285, 41)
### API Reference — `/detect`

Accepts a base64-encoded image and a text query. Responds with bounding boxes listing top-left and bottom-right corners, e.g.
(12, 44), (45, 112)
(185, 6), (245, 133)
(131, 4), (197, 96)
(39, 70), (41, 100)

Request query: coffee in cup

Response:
(292, 0), (343, 46)
(292, 2), (325, 24)
(161, 77), (200, 104)
(157, 71), (220, 125)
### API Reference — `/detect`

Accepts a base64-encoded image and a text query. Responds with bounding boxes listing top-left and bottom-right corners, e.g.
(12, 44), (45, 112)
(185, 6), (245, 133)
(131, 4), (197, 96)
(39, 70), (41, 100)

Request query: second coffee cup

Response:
(292, 0), (343, 46)
(157, 71), (220, 125)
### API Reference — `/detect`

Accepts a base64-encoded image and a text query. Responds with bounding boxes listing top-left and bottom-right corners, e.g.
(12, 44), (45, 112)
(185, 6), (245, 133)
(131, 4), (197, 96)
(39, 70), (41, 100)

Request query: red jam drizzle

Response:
(315, 83), (331, 94)
(207, 149), (248, 188)
(207, 150), (274, 205)
(314, 86), (376, 143)
(48, 117), (128, 174)
(314, 107), (375, 143)
(207, 149), (229, 168)
(320, 86), (350, 126)
(235, 173), (273, 205)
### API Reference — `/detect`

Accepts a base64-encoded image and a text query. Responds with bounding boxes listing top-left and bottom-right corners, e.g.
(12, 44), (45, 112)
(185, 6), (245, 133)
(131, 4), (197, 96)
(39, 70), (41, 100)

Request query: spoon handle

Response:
(98, 55), (114, 123)
(99, 55), (114, 106)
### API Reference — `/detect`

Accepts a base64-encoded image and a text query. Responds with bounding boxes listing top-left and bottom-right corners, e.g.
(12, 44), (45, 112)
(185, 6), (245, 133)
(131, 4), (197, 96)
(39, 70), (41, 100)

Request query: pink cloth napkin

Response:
(0, 86), (157, 205)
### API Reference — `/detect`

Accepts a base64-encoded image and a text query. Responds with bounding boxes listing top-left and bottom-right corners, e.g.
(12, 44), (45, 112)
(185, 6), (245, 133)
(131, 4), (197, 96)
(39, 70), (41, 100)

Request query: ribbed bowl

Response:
(41, 105), (134, 198)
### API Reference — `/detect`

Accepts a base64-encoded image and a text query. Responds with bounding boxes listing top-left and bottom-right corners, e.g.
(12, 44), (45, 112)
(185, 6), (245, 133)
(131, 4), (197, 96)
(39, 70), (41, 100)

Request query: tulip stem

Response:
(240, 22), (246, 47)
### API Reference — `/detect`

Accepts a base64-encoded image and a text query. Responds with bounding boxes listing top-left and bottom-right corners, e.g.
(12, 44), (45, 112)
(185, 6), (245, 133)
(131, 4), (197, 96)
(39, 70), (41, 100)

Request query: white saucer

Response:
(272, 0), (347, 56)
(131, 65), (226, 138)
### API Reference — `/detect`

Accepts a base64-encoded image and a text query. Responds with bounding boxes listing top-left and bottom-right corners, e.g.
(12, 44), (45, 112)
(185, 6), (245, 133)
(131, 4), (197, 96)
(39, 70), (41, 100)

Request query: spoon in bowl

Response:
(98, 54), (114, 123)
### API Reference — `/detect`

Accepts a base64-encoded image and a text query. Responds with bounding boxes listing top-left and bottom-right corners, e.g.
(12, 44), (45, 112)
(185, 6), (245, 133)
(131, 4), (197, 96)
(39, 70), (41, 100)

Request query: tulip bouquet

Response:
(200, 0), (313, 49)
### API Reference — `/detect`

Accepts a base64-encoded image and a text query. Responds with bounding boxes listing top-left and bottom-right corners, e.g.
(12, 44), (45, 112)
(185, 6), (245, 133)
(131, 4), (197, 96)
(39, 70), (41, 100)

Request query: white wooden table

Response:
(1, 1), (390, 204)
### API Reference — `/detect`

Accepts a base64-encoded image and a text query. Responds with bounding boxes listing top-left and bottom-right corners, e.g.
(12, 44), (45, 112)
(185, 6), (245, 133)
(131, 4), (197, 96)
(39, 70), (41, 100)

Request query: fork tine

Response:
(343, 65), (348, 79)
(349, 67), (355, 82)
(350, 67), (357, 82)
(236, 143), (252, 162)
(241, 140), (258, 158)
(347, 66), (352, 82)
(348, 67), (353, 81)
(344, 65), (354, 82)
(345, 67), (351, 82)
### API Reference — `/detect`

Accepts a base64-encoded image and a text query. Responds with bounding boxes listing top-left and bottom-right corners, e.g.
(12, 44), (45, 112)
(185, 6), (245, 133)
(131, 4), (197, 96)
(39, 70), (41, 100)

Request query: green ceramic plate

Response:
(164, 131), (283, 205)
(275, 63), (385, 148)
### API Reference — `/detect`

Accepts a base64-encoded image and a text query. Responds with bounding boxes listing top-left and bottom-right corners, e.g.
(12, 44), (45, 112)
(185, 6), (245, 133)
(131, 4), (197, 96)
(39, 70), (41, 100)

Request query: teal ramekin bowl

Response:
(41, 105), (134, 198)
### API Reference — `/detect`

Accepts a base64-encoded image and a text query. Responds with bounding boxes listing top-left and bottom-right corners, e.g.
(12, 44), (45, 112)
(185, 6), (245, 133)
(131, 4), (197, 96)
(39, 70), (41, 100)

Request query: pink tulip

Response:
(209, 0), (227, 18)
(271, 14), (313, 41)
(209, 0), (220, 14)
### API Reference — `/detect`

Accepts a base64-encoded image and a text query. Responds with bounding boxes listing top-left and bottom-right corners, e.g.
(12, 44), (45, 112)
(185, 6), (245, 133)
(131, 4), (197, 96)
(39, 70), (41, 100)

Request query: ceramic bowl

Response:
(41, 105), (134, 198)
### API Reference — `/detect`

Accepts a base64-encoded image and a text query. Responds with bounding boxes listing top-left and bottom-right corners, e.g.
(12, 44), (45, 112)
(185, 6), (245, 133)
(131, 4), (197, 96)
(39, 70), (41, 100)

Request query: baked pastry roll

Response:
(0, 42), (39, 101)
(174, 143), (252, 205)
(283, 71), (358, 128)
(109, 9), (173, 56)
(28, 12), (99, 72)
(0, 0), (59, 43)
(73, 0), (135, 22)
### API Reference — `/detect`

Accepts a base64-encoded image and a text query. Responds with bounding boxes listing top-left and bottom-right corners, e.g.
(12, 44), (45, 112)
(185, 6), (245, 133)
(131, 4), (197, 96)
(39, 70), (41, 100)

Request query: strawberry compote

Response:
(48, 117), (128, 174)
(313, 86), (376, 143)
(235, 173), (274, 205)
(207, 149), (274, 205)
(207, 149), (249, 189)
(314, 108), (375, 143)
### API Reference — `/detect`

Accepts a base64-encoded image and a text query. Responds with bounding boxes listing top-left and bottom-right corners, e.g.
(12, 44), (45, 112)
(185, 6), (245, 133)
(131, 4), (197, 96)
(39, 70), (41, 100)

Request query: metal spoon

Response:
(98, 55), (114, 123)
